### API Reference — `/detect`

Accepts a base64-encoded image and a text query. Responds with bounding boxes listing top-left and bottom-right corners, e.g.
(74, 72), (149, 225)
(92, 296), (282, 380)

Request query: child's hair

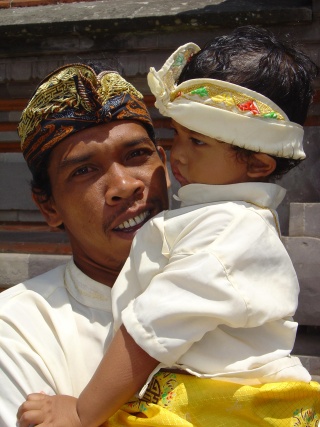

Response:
(179, 26), (317, 125)
(178, 26), (318, 178)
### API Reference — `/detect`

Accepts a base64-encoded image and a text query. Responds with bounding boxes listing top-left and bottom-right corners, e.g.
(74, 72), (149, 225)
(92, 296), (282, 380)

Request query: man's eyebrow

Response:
(124, 136), (154, 147)
(59, 154), (93, 170)
(58, 137), (154, 169)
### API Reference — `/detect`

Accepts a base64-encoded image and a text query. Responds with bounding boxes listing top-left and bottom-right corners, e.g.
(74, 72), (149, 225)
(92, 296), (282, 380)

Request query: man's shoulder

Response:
(0, 262), (69, 306)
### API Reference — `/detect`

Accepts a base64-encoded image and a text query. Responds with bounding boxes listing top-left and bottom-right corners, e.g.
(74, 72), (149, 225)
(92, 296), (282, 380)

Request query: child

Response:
(18, 26), (320, 427)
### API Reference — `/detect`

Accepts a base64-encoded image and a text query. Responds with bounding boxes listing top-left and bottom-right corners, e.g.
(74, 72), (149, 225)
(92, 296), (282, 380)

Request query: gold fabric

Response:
(107, 372), (320, 426)
(18, 64), (154, 171)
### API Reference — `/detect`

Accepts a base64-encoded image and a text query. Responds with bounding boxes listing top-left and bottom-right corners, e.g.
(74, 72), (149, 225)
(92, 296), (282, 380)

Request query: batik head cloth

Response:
(19, 64), (155, 171)
(148, 43), (305, 159)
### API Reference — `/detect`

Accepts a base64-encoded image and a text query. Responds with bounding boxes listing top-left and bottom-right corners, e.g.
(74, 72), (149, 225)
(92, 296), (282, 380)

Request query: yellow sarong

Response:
(108, 372), (320, 426)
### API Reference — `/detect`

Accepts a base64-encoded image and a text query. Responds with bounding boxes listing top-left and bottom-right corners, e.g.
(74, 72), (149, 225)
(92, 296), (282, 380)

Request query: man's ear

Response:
(32, 193), (63, 228)
(157, 145), (171, 189)
(247, 153), (277, 179)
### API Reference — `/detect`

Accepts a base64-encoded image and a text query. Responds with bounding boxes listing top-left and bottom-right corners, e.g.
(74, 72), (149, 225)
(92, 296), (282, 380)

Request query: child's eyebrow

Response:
(189, 130), (206, 139)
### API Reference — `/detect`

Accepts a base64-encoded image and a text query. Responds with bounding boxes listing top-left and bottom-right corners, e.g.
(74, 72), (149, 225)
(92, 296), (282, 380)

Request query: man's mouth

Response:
(114, 211), (150, 231)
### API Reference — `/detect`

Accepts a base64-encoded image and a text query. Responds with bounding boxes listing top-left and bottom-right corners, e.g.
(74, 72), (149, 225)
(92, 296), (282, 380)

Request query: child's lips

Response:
(172, 168), (189, 186)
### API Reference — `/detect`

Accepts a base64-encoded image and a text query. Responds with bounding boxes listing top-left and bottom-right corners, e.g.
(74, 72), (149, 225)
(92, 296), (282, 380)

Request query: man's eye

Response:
(128, 149), (153, 159)
(73, 166), (93, 176)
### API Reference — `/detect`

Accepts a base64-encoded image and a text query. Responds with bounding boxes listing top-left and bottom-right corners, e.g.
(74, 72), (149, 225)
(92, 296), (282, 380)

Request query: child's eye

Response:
(191, 137), (206, 146)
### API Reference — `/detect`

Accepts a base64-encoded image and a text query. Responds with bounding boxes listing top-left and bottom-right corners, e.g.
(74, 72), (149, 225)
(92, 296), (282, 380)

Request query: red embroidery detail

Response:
(237, 100), (260, 115)
(187, 53), (194, 63)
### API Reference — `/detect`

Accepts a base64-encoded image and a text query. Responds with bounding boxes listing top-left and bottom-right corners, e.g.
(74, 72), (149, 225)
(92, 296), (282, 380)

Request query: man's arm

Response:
(0, 279), (90, 426)
(0, 320), (57, 426)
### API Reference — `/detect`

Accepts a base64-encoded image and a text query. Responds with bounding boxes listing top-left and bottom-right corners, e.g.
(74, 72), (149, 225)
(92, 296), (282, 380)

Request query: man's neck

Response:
(73, 256), (121, 288)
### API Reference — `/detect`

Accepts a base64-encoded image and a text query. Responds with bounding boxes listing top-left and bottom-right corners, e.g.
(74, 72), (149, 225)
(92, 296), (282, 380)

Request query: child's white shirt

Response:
(112, 182), (310, 391)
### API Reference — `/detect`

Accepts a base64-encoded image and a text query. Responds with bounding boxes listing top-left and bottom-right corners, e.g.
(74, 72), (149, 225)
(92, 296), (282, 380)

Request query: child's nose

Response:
(171, 140), (187, 164)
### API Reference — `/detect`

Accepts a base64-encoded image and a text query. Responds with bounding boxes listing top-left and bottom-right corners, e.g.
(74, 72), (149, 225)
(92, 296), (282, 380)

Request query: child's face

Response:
(170, 121), (251, 186)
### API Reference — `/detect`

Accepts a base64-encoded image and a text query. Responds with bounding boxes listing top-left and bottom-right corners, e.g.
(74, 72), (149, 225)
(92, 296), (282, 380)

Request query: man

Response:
(0, 63), (169, 426)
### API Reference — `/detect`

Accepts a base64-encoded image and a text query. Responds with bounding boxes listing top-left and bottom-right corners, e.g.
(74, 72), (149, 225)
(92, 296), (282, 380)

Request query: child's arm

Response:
(77, 324), (159, 427)
(17, 325), (159, 427)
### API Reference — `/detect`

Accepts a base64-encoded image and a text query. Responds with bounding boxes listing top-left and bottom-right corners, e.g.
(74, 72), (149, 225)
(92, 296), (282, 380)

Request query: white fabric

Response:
(147, 42), (305, 159)
(0, 260), (113, 427)
(112, 182), (311, 390)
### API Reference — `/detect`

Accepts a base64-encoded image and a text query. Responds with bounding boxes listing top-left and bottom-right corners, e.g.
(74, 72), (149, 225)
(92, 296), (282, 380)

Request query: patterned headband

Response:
(19, 64), (155, 172)
(148, 43), (305, 159)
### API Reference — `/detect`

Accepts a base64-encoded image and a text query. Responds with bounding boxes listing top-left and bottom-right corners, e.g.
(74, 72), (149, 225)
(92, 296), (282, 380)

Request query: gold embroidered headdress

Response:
(19, 64), (155, 171)
(148, 43), (305, 159)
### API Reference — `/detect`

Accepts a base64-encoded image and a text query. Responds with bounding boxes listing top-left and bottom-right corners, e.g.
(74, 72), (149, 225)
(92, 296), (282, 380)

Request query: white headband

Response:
(148, 43), (305, 160)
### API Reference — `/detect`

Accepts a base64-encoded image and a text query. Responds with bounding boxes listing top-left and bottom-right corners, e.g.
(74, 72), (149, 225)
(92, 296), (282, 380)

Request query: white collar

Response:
(64, 259), (112, 311)
(175, 182), (286, 210)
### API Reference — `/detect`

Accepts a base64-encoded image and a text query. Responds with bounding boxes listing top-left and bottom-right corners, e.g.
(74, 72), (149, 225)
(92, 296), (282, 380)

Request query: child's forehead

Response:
(172, 119), (222, 143)
(172, 119), (200, 135)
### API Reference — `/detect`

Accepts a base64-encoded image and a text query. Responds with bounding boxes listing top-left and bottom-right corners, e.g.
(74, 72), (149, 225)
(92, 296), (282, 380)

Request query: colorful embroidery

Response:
(171, 83), (285, 121)
(142, 372), (177, 408)
(237, 100), (260, 115)
(163, 47), (197, 92)
(114, 375), (320, 426)
(211, 93), (235, 107)
(190, 87), (209, 97)
(264, 112), (279, 119)
(293, 407), (319, 426)
(173, 52), (187, 68)
(160, 44), (284, 123)
(124, 372), (178, 414)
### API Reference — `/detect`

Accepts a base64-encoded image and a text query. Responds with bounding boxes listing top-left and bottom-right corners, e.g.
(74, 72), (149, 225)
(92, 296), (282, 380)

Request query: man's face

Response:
(37, 121), (169, 285)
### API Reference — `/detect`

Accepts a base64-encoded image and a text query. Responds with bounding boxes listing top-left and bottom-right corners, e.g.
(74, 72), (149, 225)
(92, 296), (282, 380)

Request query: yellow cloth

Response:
(108, 372), (320, 426)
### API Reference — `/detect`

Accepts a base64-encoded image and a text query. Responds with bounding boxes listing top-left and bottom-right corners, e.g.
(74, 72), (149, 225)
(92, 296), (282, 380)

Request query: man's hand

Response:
(17, 393), (82, 427)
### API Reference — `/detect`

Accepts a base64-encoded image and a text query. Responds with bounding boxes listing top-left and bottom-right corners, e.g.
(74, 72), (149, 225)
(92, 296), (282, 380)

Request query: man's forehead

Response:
(51, 122), (153, 161)
(64, 121), (151, 145)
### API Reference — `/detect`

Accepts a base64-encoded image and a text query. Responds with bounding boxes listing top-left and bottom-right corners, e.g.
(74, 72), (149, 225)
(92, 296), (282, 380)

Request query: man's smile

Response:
(114, 210), (150, 231)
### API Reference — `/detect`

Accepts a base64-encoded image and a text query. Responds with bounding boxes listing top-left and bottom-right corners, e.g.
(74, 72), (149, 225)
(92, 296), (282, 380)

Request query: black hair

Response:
(179, 26), (318, 125)
(178, 26), (319, 178)
(30, 149), (52, 202)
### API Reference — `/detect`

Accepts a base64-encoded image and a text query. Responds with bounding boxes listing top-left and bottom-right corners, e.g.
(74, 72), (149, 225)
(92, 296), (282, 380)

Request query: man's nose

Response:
(104, 163), (145, 205)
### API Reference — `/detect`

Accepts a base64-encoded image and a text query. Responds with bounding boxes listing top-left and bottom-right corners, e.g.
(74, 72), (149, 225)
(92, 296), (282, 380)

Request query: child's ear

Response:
(32, 193), (63, 228)
(247, 153), (277, 179)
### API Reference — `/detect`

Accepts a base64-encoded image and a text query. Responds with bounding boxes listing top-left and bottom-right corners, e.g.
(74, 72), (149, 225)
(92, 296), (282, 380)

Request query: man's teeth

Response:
(117, 211), (149, 230)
